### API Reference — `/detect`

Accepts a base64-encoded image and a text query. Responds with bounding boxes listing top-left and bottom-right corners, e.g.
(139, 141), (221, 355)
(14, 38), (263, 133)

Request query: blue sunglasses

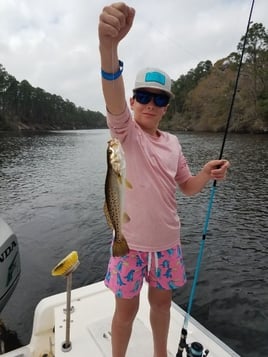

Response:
(133, 90), (170, 107)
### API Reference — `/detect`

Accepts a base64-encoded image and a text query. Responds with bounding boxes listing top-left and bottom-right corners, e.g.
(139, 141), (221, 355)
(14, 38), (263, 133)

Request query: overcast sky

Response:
(0, 0), (267, 114)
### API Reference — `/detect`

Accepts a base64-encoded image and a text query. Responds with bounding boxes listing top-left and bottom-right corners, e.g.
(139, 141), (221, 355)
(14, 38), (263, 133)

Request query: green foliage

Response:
(0, 65), (106, 131)
(166, 60), (212, 117)
(237, 23), (268, 64)
(160, 22), (268, 133)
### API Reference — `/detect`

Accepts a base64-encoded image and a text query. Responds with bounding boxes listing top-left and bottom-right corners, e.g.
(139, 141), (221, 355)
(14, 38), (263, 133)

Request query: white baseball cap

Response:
(133, 67), (174, 97)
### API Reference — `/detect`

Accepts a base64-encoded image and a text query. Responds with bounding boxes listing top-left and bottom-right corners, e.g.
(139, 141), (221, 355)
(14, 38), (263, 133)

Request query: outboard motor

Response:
(0, 217), (21, 313)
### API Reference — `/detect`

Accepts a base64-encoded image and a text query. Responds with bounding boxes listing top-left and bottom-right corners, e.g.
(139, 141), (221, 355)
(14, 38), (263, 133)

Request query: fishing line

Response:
(145, 19), (200, 63)
(176, 0), (255, 355)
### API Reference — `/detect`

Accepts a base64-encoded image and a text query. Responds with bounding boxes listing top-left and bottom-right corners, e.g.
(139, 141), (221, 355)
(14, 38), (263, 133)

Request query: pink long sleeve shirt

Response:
(107, 106), (192, 252)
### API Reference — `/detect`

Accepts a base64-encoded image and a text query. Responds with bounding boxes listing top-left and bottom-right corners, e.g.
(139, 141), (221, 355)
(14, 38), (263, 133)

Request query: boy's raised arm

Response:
(98, 3), (135, 115)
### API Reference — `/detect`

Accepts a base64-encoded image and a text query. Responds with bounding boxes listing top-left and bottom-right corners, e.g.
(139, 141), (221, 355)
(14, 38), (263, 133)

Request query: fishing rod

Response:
(176, 0), (255, 356)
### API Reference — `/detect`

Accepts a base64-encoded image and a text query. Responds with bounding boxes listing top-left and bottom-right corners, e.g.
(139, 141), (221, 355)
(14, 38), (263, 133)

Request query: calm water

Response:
(0, 129), (267, 357)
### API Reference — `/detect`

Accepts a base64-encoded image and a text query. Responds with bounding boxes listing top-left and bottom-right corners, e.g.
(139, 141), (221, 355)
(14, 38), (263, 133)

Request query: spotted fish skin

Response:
(104, 138), (132, 257)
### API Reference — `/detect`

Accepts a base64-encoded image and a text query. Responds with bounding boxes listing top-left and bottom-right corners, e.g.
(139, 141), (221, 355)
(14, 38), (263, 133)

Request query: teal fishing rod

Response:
(176, 0), (255, 356)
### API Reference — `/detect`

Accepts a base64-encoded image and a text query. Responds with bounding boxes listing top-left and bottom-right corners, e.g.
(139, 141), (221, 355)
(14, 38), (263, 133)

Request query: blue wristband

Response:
(101, 60), (123, 80)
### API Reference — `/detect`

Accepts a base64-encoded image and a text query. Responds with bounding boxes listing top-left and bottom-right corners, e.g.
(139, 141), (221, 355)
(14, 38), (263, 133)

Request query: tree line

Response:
(162, 22), (268, 133)
(0, 22), (267, 133)
(0, 66), (106, 131)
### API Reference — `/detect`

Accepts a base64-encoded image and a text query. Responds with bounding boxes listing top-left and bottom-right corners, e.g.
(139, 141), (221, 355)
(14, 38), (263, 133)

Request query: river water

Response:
(0, 129), (267, 357)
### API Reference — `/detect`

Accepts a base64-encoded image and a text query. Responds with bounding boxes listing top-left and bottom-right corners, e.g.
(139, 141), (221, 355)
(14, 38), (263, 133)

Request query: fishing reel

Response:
(176, 328), (209, 357)
(186, 341), (209, 357)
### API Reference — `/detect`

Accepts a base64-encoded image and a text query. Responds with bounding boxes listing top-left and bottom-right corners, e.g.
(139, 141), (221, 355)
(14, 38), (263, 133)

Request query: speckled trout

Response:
(104, 138), (132, 257)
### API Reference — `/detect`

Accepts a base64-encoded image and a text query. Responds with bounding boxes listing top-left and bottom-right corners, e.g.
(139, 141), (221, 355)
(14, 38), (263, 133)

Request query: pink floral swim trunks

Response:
(104, 245), (186, 299)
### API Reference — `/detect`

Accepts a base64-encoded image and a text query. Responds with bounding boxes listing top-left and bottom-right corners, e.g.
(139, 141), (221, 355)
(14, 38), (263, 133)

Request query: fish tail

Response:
(112, 234), (129, 257)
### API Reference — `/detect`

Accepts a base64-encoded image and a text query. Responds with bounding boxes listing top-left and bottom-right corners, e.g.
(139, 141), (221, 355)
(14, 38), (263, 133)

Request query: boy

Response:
(98, 3), (230, 357)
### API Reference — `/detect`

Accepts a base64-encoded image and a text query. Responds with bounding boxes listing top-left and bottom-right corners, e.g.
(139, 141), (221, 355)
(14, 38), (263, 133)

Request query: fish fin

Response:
(103, 202), (114, 229)
(117, 175), (123, 185)
(123, 212), (130, 223)
(116, 175), (132, 189)
(112, 234), (130, 257)
(125, 178), (133, 189)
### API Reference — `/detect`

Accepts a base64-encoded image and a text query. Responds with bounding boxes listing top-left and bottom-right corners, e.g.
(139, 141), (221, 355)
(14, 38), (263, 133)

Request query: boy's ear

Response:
(130, 97), (135, 110)
(163, 104), (169, 114)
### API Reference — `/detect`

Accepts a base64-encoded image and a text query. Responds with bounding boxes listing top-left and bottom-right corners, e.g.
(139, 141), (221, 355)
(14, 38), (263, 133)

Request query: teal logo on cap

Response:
(145, 72), (166, 85)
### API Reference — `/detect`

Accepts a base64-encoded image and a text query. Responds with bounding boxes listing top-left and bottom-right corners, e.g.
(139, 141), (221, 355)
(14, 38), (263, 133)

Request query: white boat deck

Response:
(2, 281), (240, 357)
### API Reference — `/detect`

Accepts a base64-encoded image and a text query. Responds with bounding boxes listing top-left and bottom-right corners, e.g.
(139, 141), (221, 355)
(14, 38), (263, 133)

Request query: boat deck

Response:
(2, 281), (240, 357)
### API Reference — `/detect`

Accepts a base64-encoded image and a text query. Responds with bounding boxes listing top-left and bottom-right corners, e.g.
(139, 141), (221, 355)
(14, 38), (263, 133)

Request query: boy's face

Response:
(130, 88), (169, 136)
